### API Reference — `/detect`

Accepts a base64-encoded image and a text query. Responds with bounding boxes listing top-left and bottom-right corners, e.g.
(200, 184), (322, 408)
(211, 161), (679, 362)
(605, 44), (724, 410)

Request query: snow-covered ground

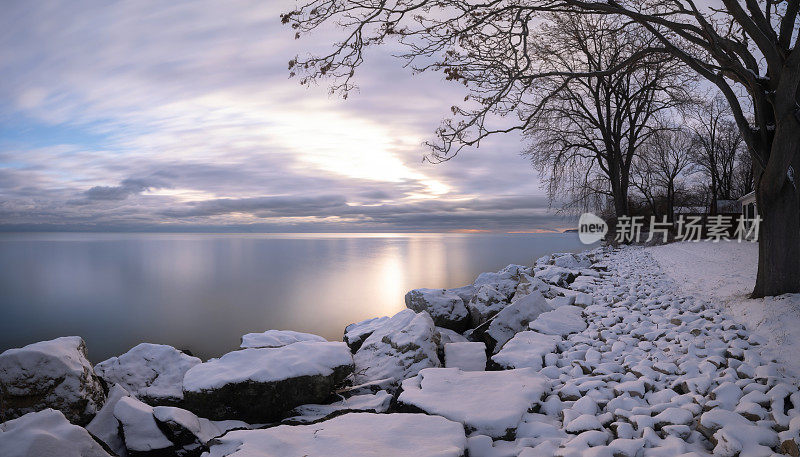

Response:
(648, 241), (800, 379)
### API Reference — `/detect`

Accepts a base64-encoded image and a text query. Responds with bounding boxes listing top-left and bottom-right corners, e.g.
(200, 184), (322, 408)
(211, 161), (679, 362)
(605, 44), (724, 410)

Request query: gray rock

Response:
(0, 337), (106, 425)
(405, 288), (470, 331)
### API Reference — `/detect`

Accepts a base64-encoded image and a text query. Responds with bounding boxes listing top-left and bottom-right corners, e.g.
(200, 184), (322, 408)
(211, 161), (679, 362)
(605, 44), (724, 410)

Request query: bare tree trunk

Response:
(752, 137), (800, 297)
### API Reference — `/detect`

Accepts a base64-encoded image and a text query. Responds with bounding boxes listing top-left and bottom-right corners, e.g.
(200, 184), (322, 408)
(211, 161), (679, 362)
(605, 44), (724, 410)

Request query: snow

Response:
(85, 384), (130, 457)
(0, 409), (112, 457)
(405, 288), (469, 330)
(648, 240), (800, 379)
(444, 342), (487, 371)
(113, 396), (174, 452)
(467, 284), (510, 326)
(240, 329), (326, 348)
(0, 336), (105, 425)
(203, 413), (467, 457)
(285, 391), (392, 424)
(491, 331), (561, 370)
(343, 316), (391, 351)
(152, 405), (225, 443)
(485, 290), (553, 352)
(94, 342), (200, 404)
(352, 309), (440, 385)
(528, 305), (587, 336)
(398, 367), (548, 438)
(183, 341), (353, 392)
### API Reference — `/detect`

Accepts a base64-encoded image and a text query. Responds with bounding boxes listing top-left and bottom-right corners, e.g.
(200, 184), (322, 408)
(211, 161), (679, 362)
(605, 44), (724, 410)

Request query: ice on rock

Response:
(182, 341), (353, 422)
(85, 384), (130, 457)
(482, 290), (553, 353)
(240, 330), (326, 349)
(113, 396), (174, 455)
(405, 288), (470, 331)
(0, 336), (106, 425)
(528, 305), (587, 336)
(491, 331), (561, 371)
(343, 316), (391, 352)
(284, 391), (392, 424)
(444, 342), (487, 371)
(0, 409), (112, 457)
(94, 343), (201, 406)
(203, 413), (467, 457)
(397, 367), (548, 438)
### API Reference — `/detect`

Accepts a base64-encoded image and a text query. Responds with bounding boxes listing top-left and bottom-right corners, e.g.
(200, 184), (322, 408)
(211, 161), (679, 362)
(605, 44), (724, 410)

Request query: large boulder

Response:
(352, 309), (440, 386)
(466, 284), (509, 327)
(182, 341), (353, 422)
(343, 316), (391, 353)
(528, 305), (587, 336)
(239, 330), (326, 349)
(473, 267), (520, 299)
(476, 290), (553, 353)
(284, 391), (392, 424)
(0, 336), (106, 425)
(552, 253), (592, 269)
(0, 409), (112, 457)
(203, 412), (467, 457)
(94, 343), (201, 406)
(86, 384), (131, 457)
(404, 288), (469, 331)
(491, 331), (562, 371)
(113, 396), (174, 457)
(397, 367), (548, 439)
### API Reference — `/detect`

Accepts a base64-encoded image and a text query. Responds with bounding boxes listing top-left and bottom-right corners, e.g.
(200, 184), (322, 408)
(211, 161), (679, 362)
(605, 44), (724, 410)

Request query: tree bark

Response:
(752, 136), (800, 297)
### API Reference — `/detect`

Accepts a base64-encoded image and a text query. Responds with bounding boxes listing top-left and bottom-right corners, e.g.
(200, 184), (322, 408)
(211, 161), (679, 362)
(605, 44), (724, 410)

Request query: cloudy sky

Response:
(0, 0), (569, 232)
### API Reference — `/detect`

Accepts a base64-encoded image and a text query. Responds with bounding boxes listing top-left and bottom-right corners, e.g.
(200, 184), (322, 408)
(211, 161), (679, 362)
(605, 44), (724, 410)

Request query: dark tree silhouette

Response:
(283, 0), (800, 297)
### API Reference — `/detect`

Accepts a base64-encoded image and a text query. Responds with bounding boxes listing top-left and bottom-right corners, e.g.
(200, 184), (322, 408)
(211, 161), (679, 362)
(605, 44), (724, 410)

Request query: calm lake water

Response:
(0, 232), (590, 362)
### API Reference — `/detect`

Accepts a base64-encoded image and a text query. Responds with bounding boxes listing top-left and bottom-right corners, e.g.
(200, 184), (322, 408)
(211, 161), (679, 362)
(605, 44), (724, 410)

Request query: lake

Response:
(0, 232), (590, 362)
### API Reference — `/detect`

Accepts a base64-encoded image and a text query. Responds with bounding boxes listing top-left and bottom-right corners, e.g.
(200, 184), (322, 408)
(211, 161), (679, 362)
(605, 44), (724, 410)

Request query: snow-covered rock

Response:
(397, 367), (548, 438)
(284, 391), (392, 424)
(240, 330), (326, 349)
(534, 265), (578, 287)
(405, 288), (469, 331)
(491, 331), (561, 371)
(444, 342), (487, 371)
(0, 409), (112, 457)
(352, 309), (440, 386)
(552, 253), (592, 270)
(152, 405), (235, 456)
(85, 384), (130, 457)
(94, 343), (201, 406)
(466, 284), (509, 327)
(473, 268), (519, 299)
(182, 341), (353, 422)
(528, 306), (587, 336)
(480, 290), (553, 353)
(203, 413), (467, 457)
(0, 336), (105, 425)
(113, 396), (174, 456)
(343, 316), (390, 352)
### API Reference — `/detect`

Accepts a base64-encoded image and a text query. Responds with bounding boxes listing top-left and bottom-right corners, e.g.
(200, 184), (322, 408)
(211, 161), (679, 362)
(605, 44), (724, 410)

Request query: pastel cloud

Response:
(0, 0), (564, 232)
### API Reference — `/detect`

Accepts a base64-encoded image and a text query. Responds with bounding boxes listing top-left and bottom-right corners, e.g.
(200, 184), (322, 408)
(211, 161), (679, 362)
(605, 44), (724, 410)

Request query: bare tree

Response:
(284, 0), (800, 296)
(632, 126), (695, 221)
(521, 14), (691, 219)
(734, 147), (755, 199)
(688, 97), (743, 214)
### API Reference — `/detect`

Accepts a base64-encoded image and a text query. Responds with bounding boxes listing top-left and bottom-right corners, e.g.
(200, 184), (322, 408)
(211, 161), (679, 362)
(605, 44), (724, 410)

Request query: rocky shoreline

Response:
(1, 246), (799, 457)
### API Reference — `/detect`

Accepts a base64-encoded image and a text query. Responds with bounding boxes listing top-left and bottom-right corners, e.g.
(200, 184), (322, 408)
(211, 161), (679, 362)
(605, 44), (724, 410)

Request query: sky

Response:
(0, 0), (571, 233)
